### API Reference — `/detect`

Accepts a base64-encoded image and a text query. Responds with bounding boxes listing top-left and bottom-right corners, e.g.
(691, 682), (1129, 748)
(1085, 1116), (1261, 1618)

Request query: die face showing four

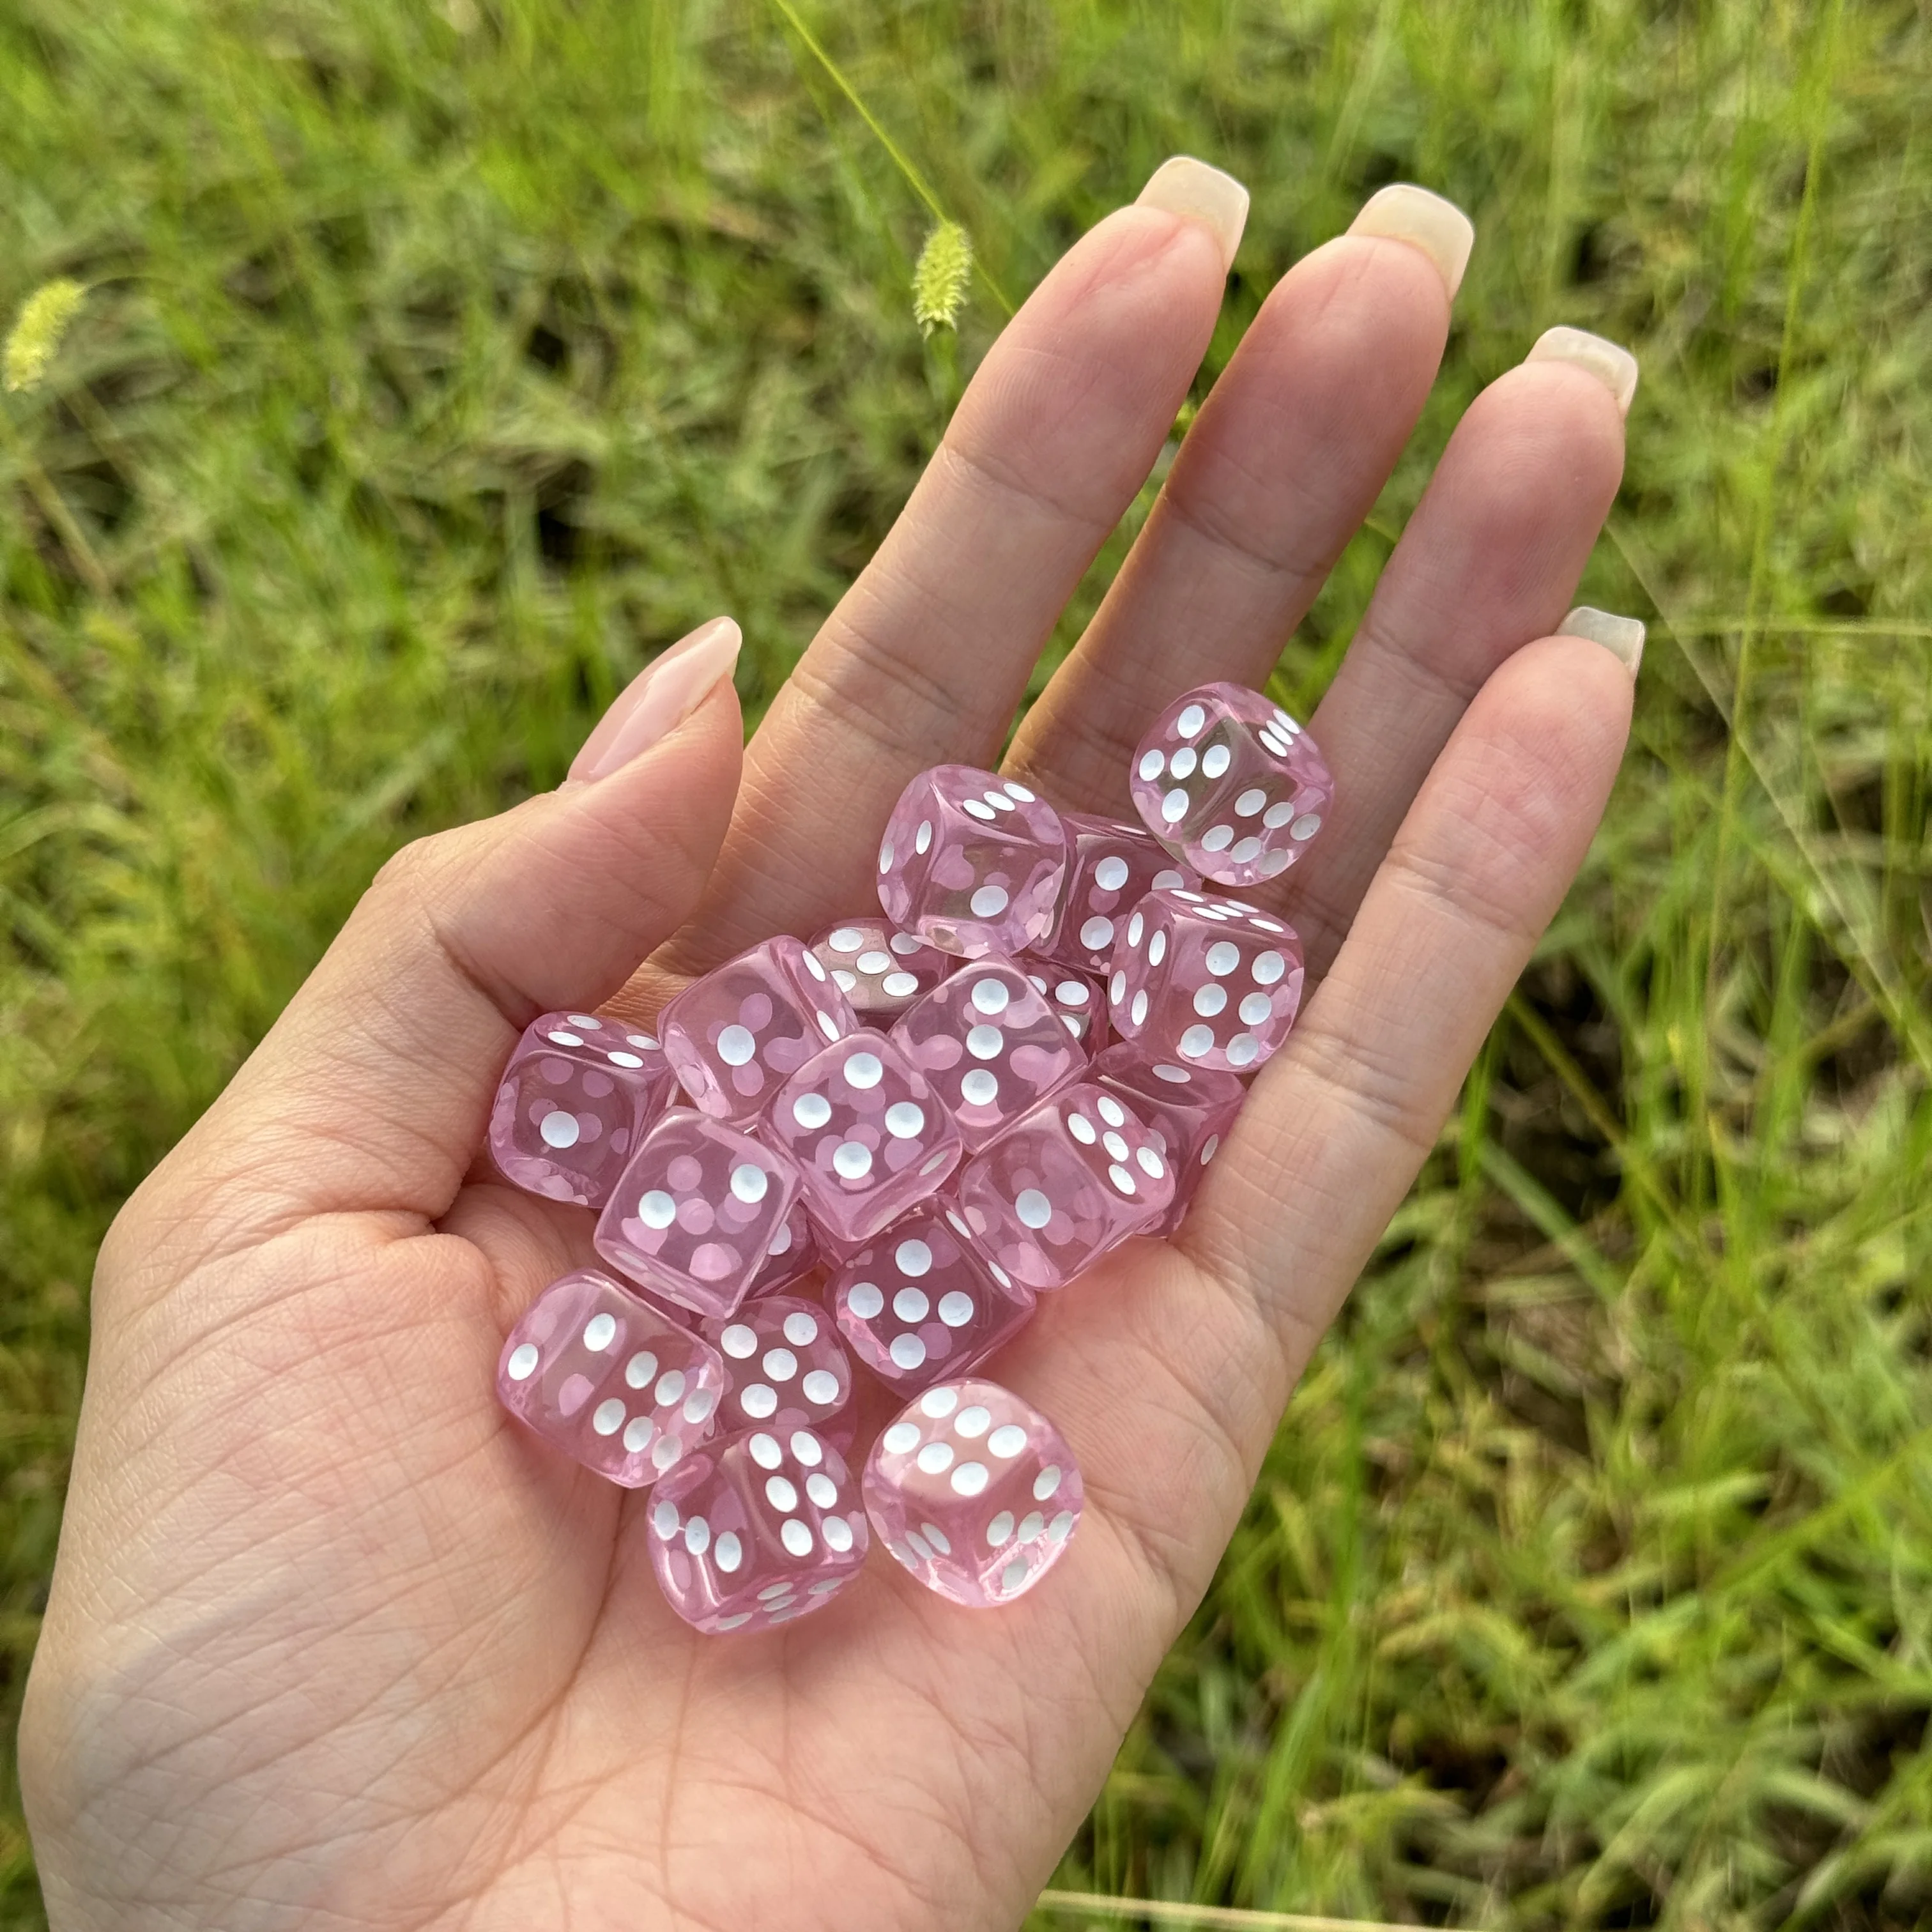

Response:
(700, 1295), (857, 1450)
(496, 1271), (726, 1487)
(742, 1199), (821, 1301)
(877, 767), (1069, 959)
(1022, 962), (1110, 1051)
(594, 1109), (801, 1321)
(487, 1012), (676, 1208)
(1089, 1043), (1245, 1239)
(863, 1380), (1082, 1607)
(1129, 683), (1333, 886)
(810, 917), (955, 1025)
(1107, 889), (1305, 1075)
(1041, 813), (1197, 974)
(650, 1427), (869, 1633)
(954, 1081), (1175, 1289)
(659, 937), (857, 1125)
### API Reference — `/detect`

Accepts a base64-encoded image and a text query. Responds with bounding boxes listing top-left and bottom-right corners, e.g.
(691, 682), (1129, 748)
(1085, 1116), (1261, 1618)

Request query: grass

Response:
(1, 0), (1928, 1924)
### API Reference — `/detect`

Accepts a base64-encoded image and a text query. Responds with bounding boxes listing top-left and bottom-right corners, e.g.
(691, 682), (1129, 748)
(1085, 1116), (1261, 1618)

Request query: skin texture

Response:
(19, 186), (1633, 1931)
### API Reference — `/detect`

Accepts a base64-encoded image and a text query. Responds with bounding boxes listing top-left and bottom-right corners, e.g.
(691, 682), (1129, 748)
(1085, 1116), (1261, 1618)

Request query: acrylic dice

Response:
(877, 766), (1068, 958)
(496, 1270), (725, 1485)
(832, 1207), (1036, 1392)
(1129, 683), (1333, 885)
(1089, 1043), (1245, 1238)
(487, 1011), (677, 1207)
(890, 955), (1085, 1153)
(1041, 813), (1195, 974)
(1107, 888), (1305, 1074)
(659, 935), (857, 1125)
(864, 1379), (1082, 1607)
(743, 1199), (821, 1301)
(954, 1082), (1174, 1289)
(650, 1425), (868, 1632)
(594, 1109), (800, 1320)
(701, 1295), (857, 1449)
(809, 917), (954, 1024)
(1023, 962), (1109, 1049)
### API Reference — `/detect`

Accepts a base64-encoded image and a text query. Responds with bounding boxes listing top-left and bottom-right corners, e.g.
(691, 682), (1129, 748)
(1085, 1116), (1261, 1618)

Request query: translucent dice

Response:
(1089, 1043), (1245, 1238)
(700, 1295), (857, 1449)
(1041, 812), (1195, 974)
(809, 917), (954, 1024)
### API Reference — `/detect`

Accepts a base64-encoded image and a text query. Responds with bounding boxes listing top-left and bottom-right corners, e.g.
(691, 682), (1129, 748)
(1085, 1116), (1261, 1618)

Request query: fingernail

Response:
(1346, 184), (1475, 300)
(566, 617), (742, 785)
(1560, 605), (1645, 677)
(1526, 326), (1639, 417)
(1135, 156), (1250, 273)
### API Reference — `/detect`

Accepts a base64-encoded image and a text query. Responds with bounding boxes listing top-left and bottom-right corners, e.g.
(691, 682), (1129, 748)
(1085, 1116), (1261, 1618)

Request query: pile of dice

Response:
(488, 681), (1331, 1632)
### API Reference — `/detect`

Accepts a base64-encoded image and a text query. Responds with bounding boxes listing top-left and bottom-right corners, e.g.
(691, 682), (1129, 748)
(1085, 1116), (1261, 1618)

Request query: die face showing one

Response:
(487, 1012), (676, 1208)
(659, 937), (858, 1124)
(742, 1199), (821, 1301)
(700, 1295), (857, 1450)
(831, 1207), (1036, 1393)
(863, 1379), (1082, 1607)
(594, 1110), (801, 1321)
(890, 956), (1086, 1153)
(1107, 889), (1305, 1075)
(877, 767), (1069, 959)
(1129, 683), (1333, 886)
(650, 1427), (868, 1633)
(496, 1271), (726, 1487)
(1022, 962), (1110, 1051)
(954, 1081), (1175, 1289)
(809, 917), (955, 1025)
(1089, 1043), (1245, 1238)
(1040, 813), (1196, 974)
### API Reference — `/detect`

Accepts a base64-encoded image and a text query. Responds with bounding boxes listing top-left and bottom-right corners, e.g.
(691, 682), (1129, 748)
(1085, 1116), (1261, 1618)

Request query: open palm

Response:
(21, 165), (1635, 1930)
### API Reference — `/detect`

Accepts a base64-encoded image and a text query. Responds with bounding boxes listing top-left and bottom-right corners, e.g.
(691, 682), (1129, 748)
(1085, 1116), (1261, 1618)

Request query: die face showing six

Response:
(763, 1034), (963, 1247)
(650, 1427), (869, 1633)
(594, 1110), (801, 1321)
(659, 937), (858, 1124)
(810, 917), (955, 1025)
(497, 1271), (726, 1487)
(1107, 889), (1305, 1075)
(1041, 813), (1197, 974)
(1089, 1043), (1245, 1239)
(700, 1295), (857, 1450)
(487, 1012), (677, 1208)
(831, 1207), (1036, 1393)
(954, 1081), (1175, 1289)
(1129, 683), (1333, 886)
(1022, 962), (1110, 1052)
(877, 767), (1069, 959)
(863, 1379), (1082, 1607)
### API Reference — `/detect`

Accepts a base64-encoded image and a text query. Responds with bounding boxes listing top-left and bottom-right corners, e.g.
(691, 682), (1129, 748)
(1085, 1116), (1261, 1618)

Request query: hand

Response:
(21, 162), (1635, 1931)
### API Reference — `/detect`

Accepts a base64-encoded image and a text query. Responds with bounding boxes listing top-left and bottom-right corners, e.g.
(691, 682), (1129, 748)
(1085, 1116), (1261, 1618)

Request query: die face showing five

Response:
(659, 937), (857, 1125)
(1041, 813), (1197, 974)
(877, 767), (1069, 959)
(487, 1012), (676, 1208)
(700, 1296), (857, 1450)
(832, 1207), (1036, 1393)
(1089, 1043), (1245, 1238)
(954, 1081), (1174, 1289)
(594, 1109), (801, 1321)
(1107, 889), (1305, 1075)
(863, 1379), (1082, 1607)
(496, 1271), (726, 1487)
(810, 917), (955, 1025)
(650, 1427), (869, 1633)
(1129, 683), (1333, 886)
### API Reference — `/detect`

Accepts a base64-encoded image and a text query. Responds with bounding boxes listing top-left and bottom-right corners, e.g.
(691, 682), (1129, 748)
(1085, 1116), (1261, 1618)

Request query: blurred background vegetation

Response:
(1, 0), (1928, 1925)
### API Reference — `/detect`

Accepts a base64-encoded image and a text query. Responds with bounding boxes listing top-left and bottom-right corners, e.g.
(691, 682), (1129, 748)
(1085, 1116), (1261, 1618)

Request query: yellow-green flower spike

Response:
(4, 279), (87, 393)
(912, 223), (972, 339)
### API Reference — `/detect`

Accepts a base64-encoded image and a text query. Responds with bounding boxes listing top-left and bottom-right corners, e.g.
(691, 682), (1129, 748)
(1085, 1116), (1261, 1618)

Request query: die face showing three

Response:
(877, 766), (1069, 959)
(864, 1380), (1082, 1607)
(497, 1271), (726, 1486)
(700, 1295), (857, 1450)
(1041, 813), (1197, 975)
(810, 917), (955, 1025)
(1130, 682), (1333, 886)
(1089, 1043), (1245, 1239)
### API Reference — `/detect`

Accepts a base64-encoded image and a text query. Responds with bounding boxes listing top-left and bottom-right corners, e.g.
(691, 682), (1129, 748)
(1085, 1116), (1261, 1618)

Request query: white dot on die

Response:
(1093, 855), (1130, 891)
(1202, 743), (1231, 779)
(1234, 787), (1268, 818)
(962, 800), (995, 822)
(781, 1520), (814, 1557)
(970, 977), (1011, 1016)
(847, 1280), (885, 1319)
(607, 1050), (644, 1069)
(805, 1472), (838, 1509)
(916, 819), (933, 854)
(890, 1333), (927, 1370)
(793, 1091), (833, 1130)
(917, 1439), (954, 1474)
(1179, 1025), (1215, 1058)
(1160, 788), (1189, 824)
(960, 1068), (999, 1107)
(740, 1383), (778, 1418)
(988, 1424), (1028, 1459)
(640, 1190), (677, 1230)
(1137, 1146), (1166, 1179)
(762, 1347), (797, 1383)
(882, 971), (919, 997)
(1153, 870), (1185, 891)
(721, 1323), (756, 1358)
(1147, 930), (1167, 967)
(1201, 1134), (1221, 1165)
(783, 1310), (819, 1346)
(539, 1111), (582, 1149)
(717, 1024), (757, 1066)
(505, 1342), (540, 1381)
(624, 1350), (659, 1389)
(1231, 836), (1262, 863)
(1130, 990), (1149, 1027)
(1138, 749), (1165, 781)
(544, 1029), (583, 1046)
(893, 1287), (930, 1322)
(1206, 941), (1241, 976)
(1034, 1464), (1063, 1501)
(832, 1142), (874, 1180)
(966, 1024), (1004, 1061)
(1109, 970), (1127, 1004)
(885, 1101), (926, 1139)
(714, 1531), (742, 1572)
(1154, 1063), (1190, 1083)
(1055, 980), (1088, 1008)
(894, 1239), (933, 1278)
(954, 1404), (992, 1438)
(1263, 800), (1295, 829)
(791, 1430), (822, 1464)
(1176, 703), (1206, 738)
(1292, 813), (1322, 840)
(765, 1475), (799, 1512)
(1097, 1096), (1126, 1128)
(1195, 983), (1227, 1017)
(984, 789), (1015, 813)
(582, 1312), (617, 1351)
(951, 1460), (990, 1496)
(652, 1499), (680, 1538)
(749, 1432), (783, 1469)
(802, 1368), (841, 1404)
(843, 1051), (883, 1090)
(970, 884), (1009, 919)
(856, 950), (891, 974)
(986, 1510), (1015, 1546)
(623, 1416), (654, 1452)
(1068, 1112), (1096, 1145)
(1109, 1163), (1137, 1195)
(1005, 781), (1036, 802)
(1126, 911), (1144, 948)
(1240, 992), (1273, 1025)
(921, 1386), (960, 1418)
(1170, 746), (1198, 779)
(816, 1011), (841, 1041)
(882, 1420), (922, 1453)
(1200, 825), (1233, 854)
(822, 1515), (855, 1552)
(1017, 1511), (1045, 1543)
(1015, 1188), (1054, 1230)
(938, 1291), (975, 1327)
(1227, 1034), (1260, 1066)
(730, 1163), (769, 1204)
(829, 927), (864, 953)
(1103, 1130), (1129, 1160)
(652, 1435), (683, 1470)
(655, 1368), (687, 1405)
(683, 1516), (710, 1556)
(1252, 950), (1286, 985)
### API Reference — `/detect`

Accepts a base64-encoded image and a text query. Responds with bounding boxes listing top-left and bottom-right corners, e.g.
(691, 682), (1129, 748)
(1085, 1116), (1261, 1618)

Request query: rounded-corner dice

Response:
(700, 1295), (858, 1451)
(877, 766), (1069, 958)
(809, 917), (955, 1023)
(496, 1269), (726, 1486)
(863, 1379), (1082, 1607)
(487, 1011), (677, 1208)
(1129, 682), (1333, 886)
(1089, 1043), (1245, 1238)
(1041, 812), (1197, 974)
(1020, 961), (1110, 1050)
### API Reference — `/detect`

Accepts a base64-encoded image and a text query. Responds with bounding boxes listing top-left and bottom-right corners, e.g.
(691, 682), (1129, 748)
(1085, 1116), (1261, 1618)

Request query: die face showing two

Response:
(487, 1012), (676, 1207)
(1041, 813), (1196, 975)
(877, 767), (1068, 959)
(1129, 682), (1333, 886)
(1107, 889), (1305, 1075)
(496, 1271), (726, 1487)
(864, 1380), (1082, 1607)
(700, 1295), (857, 1450)
(1089, 1043), (1245, 1238)
(810, 918), (954, 1025)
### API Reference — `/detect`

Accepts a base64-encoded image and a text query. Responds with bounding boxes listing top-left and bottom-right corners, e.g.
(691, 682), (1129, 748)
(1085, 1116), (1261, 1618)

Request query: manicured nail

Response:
(1560, 605), (1645, 677)
(1526, 326), (1639, 417)
(1135, 157), (1250, 273)
(567, 617), (742, 784)
(1347, 184), (1475, 300)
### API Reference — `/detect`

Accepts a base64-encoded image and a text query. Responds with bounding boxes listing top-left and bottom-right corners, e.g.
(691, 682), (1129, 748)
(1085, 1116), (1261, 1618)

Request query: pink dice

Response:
(650, 1425), (868, 1632)
(810, 917), (954, 1024)
(496, 1270), (726, 1485)
(1041, 813), (1195, 974)
(743, 1199), (821, 1301)
(1107, 888), (1305, 1074)
(487, 1011), (676, 1207)
(659, 935), (857, 1125)
(864, 1379), (1082, 1607)
(1090, 1043), (1245, 1238)
(954, 1082), (1174, 1289)
(831, 1207), (1036, 1392)
(1129, 682), (1333, 886)
(594, 1109), (800, 1320)
(877, 766), (1068, 958)
(1022, 962), (1110, 1049)
(700, 1295), (857, 1448)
